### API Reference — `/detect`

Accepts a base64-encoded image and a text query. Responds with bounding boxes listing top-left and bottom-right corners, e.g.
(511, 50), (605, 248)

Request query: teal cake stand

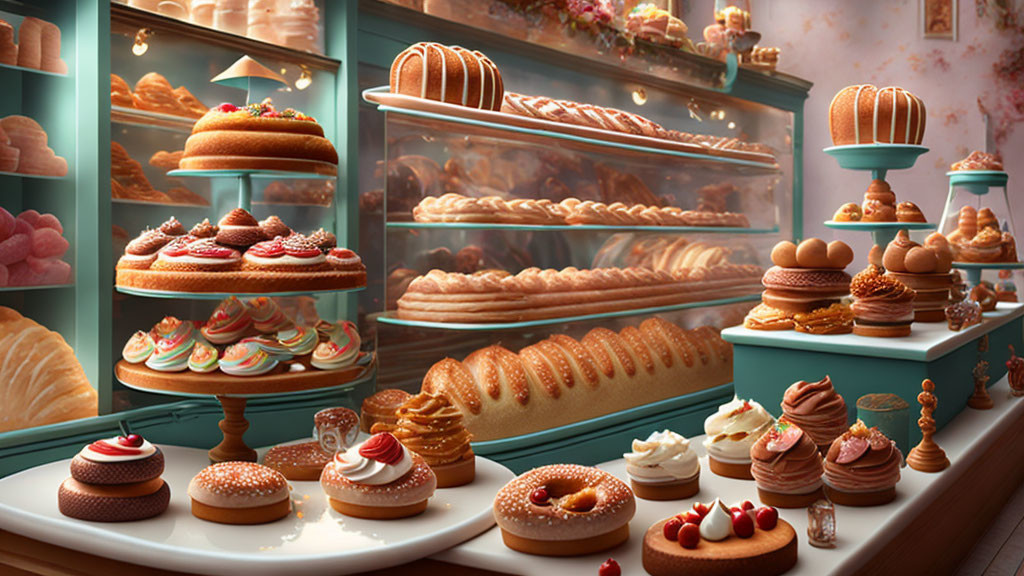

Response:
(954, 262), (1024, 288)
(940, 170), (1020, 287)
(823, 220), (936, 251)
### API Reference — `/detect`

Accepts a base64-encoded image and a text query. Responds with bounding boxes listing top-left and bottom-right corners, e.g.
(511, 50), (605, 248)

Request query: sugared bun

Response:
(771, 239), (853, 269)
(896, 201), (927, 223)
(390, 42), (504, 111)
(828, 84), (926, 145)
(833, 202), (862, 222)
(188, 461), (291, 525)
(360, 389), (412, 433)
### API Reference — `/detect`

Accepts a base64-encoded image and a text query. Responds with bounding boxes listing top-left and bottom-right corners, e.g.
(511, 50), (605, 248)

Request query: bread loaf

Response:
(390, 42), (504, 110)
(828, 84), (926, 146)
(422, 317), (731, 441)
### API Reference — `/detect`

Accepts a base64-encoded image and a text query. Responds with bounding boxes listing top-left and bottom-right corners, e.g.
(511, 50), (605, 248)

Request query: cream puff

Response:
(320, 432), (436, 519)
(188, 461), (291, 524)
(216, 208), (265, 248)
(703, 397), (775, 480)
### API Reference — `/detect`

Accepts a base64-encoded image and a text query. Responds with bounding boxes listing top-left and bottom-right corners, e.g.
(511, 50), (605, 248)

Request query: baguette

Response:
(421, 317), (732, 441)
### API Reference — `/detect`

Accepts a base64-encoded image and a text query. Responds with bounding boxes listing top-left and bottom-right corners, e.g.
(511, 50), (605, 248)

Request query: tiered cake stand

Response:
(115, 169), (368, 463)
(823, 144), (935, 247)
(940, 169), (1023, 287)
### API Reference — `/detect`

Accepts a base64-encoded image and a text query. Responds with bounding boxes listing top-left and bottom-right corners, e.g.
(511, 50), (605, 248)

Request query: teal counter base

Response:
(723, 303), (1024, 448)
(472, 384), (734, 474)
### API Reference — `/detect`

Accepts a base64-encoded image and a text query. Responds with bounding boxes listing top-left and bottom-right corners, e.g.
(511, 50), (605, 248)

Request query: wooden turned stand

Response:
(209, 396), (257, 463)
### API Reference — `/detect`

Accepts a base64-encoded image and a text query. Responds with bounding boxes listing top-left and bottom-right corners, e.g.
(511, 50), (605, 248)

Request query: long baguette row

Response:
(501, 92), (773, 156)
(412, 193), (749, 228)
(421, 317), (733, 441)
(396, 265), (763, 323)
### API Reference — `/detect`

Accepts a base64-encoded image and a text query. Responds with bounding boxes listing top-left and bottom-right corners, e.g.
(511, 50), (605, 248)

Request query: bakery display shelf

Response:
(0, 443), (514, 576)
(363, 87), (781, 173)
(824, 220), (937, 248)
(823, 143), (929, 180)
(115, 354), (376, 463)
(0, 283), (72, 292)
(111, 105), (196, 133)
(168, 169), (337, 212)
(251, 200), (334, 208)
(0, 61), (68, 78)
(953, 261), (1024, 287)
(377, 293), (761, 332)
(0, 169), (68, 181)
(387, 221), (779, 234)
(111, 198), (209, 208)
(111, 3), (341, 73)
(115, 284), (366, 300)
(432, 374), (1024, 576)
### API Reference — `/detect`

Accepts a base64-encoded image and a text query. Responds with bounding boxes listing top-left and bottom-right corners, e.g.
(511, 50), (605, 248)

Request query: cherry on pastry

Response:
(598, 558), (621, 576)
(678, 523), (701, 549)
(741, 500), (755, 512)
(692, 502), (710, 517)
(530, 487), (550, 506)
(756, 506), (779, 531)
(682, 510), (703, 525)
(663, 517), (683, 541)
(731, 510), (755, 538)
(118, 434), (143, 447)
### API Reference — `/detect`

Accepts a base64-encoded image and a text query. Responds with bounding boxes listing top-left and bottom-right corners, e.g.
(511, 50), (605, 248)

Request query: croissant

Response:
(0, 307), (96, 432)
(422, 317), (732, 441)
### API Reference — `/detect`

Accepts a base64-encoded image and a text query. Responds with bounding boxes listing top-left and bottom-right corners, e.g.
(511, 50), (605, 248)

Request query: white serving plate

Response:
(0, 444), (513, 576)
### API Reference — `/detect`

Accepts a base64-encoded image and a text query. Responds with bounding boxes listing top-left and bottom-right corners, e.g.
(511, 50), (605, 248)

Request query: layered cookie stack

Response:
(850, 265), (916, 337)
(58, 434), (170, 522)
(882, 230), (954, 322)
(744, 239), (854, 334)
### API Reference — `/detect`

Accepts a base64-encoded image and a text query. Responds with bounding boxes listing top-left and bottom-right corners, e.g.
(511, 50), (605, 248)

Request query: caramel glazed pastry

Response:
(744, 238), (855, 334)
(371, 392), (475, 488)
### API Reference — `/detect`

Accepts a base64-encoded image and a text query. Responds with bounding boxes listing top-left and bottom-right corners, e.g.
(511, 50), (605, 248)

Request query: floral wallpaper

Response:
(702, 0), (1024, 255)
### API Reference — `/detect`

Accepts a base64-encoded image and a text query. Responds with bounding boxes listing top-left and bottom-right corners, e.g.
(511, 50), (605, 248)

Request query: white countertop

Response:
(721, 302), (1023, 362)
(433, 375), (1024, 575)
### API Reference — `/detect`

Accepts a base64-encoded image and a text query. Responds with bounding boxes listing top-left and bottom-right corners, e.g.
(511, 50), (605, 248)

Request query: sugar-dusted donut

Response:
(493, 464), (636, 557)
(188, 461), (291, 525)
(263, 441), (332, 481)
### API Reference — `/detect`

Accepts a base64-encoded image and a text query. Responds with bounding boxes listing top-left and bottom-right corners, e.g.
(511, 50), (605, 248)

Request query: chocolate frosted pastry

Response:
(308, 228), (337, 253)
(259, 215), (291, 240)
(189, 218), (219, 238)
(781, 376), (847, 450)
(823, 421), (901, 506)
(850, 265), (916, 337)
(749, 420), (824, 508)
(158, 216), (186, 236)
(216, 208), (265, 248)
(371, 392), (475, 487)
(119, 229), (172, 269)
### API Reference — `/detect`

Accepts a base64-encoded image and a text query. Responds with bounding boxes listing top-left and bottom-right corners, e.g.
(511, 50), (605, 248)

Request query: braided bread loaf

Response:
(421, 317), (732, 441)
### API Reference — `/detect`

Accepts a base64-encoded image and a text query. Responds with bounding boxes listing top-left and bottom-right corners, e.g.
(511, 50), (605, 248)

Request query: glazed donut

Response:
(320, 450), (436, 519)
(493, 464), (636, 557)
(263, 441), (332, 481)
(188, 461), (291, 525)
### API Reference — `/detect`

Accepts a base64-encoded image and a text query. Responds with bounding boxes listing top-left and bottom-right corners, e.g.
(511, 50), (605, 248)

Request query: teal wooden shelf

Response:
(0, 284), (73, 292)
(377, 294), (761, 331)
(0, 170), (69, 181)
(0, 61), (69, 78)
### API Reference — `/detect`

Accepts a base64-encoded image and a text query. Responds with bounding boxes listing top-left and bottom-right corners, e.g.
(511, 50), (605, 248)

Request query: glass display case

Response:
(357, 0), (810, 467)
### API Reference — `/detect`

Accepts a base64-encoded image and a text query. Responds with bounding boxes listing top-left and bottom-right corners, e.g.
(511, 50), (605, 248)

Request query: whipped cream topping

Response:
(703, 396), (775, 463)
(699, 498), (733, 541)
(330, 441), (413, 485)
(80, 437), (156, 463)
(623, 429), (699, 484)
(156, 253), (240, 265)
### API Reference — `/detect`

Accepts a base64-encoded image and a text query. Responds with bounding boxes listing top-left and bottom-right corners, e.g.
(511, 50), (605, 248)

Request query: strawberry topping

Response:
(188, 240), (238, 259)
(282, 236), (322, 259)
(247, 239), (286, 258)
(358, 432), (405, 465)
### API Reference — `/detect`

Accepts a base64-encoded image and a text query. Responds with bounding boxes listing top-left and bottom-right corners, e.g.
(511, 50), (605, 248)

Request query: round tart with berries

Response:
(243, 236), (328, 272)
(642, 498), (797, 576)
(179, 101), (338, 176)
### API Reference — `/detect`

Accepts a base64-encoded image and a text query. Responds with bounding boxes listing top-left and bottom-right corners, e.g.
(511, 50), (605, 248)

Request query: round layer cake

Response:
(828, 84), (926, 146)
(180, 102), (338, 176)
(642, 516), (797, 576)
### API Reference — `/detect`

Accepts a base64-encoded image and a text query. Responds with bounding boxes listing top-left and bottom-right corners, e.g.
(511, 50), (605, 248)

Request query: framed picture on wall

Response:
(921, 0), (958, 40)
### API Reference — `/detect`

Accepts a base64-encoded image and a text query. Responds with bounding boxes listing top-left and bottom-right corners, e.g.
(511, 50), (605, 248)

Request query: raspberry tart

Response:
(151, 238), (241, 272)
(243, 235), (328, 272)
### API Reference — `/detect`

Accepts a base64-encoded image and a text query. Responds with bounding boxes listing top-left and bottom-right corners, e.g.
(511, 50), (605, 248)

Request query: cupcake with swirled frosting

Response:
(823, 421), (901, 507)
(319, 432), (436, 519)
(624, 429), (700, 500)
(750, 420), (825, 508)
(371, 393), (475, 488)
(781, 376), (848, 453)
(703, 397), (775, 480)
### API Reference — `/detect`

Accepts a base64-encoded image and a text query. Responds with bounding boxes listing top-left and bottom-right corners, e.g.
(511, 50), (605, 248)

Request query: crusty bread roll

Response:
(421, 317), (732, 441)
(390, 42), (504, 110)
